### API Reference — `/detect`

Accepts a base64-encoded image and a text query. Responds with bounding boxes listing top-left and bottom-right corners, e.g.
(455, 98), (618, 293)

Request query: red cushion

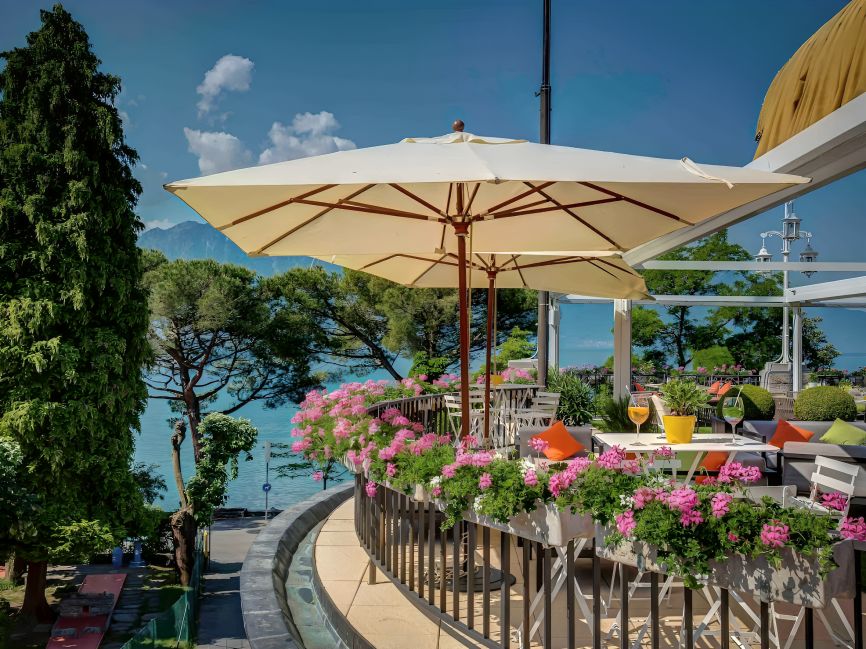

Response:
(707, 381), (720, 395)
(531, 422), (585, 461)
(769, 420), (815, 449)
(633, 383), (646, 392)
(695, 451), (728, 485)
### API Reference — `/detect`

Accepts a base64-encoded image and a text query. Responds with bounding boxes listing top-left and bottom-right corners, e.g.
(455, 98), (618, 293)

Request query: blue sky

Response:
(4, 0), (865, 359)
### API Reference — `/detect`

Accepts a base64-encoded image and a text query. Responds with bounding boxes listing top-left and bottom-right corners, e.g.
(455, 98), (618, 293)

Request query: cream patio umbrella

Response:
(314, 251), (652, 438)
(164, 122), (810, 437)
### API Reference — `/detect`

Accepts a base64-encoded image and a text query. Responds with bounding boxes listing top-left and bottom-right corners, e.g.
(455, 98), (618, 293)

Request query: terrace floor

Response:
(315, 498), (865, 649)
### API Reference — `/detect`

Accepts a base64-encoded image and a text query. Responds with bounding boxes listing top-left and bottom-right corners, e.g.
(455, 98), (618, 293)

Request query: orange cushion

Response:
(531, 422), (585, 462)
(633, 383), (646, 391)
(695, 451), (728, 485)
(707, 381), (720, 395)
(718, 382), (732, 396)
(769, 420), (815, 449)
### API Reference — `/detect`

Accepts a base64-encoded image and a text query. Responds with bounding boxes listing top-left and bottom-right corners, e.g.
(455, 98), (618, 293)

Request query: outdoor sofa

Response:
(712, 418), (866, 497)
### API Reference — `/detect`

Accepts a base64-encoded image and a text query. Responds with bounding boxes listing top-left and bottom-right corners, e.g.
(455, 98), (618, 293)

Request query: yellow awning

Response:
(755, 0), (866, 158)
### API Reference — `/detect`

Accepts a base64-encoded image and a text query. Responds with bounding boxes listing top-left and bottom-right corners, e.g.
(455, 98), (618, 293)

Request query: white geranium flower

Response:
(518, 457), (534, 475)
(429, 476), (441, 486)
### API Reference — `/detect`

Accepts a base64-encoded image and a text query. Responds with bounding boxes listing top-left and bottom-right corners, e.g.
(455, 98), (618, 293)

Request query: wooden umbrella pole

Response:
(484, 271), (496, 441)
(454, 186), (471, 440)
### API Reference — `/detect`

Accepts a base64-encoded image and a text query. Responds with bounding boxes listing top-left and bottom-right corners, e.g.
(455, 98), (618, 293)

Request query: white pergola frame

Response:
(547, 93), (866, 396)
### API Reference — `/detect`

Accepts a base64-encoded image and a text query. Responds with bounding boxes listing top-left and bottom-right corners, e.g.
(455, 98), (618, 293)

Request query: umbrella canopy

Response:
(316, 251), (653, 439)
(316, 252), (651, 299)
(165, 125), (809, 437)
(164, 130), (810, 258)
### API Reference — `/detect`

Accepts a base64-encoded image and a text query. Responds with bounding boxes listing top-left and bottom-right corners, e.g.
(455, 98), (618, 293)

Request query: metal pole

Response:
(484, 273), (496, 440)
(537, 0), (552, 388)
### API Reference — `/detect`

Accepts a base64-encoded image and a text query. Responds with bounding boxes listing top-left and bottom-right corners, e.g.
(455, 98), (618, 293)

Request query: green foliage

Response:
(658, 379), (711, 417)
(794, 386), (857, 422)
(802, 315), (841, 370)
(714, 385), (776, 421)
(691, 346), (735, 371)
(472, 327), (537, 379)
(0, 439), (39, 549)
(185, 414), (258, 525)
(0, 597), (14, 647)
(132, 462), (167, 504)
(594, 393), (659, 434)
(632, 231), (784, 369)
(144, 254), (320, 429)
(0, 5), (150, 561)
(408, 351), (451, 381)
(139, 507), (173, 558)
(548, 370), (594, 425)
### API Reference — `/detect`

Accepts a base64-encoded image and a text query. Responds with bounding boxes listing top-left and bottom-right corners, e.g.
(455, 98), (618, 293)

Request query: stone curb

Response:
(239, 482), (353, 649)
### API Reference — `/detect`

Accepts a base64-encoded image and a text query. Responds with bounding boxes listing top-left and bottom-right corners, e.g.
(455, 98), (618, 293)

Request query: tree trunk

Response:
(171, 420), (189, 510)
(21, 561), (55, 623)
(4, 555), (27, 584)
(170, 507), (197, 586)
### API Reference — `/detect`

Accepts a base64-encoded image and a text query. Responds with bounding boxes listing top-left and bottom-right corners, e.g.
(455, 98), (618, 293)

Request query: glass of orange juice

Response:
(628, 394), (651, 446)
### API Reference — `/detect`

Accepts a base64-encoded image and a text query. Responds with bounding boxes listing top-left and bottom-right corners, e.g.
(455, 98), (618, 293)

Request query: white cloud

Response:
(184, 127), (253, 175)
(258, 111), (356, 165)
(196, 54), (254, 117)
(144, 219), (176, 231)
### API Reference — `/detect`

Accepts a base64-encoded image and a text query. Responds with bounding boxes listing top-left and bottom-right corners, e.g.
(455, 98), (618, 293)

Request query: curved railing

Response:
(351, 392), (865, 649)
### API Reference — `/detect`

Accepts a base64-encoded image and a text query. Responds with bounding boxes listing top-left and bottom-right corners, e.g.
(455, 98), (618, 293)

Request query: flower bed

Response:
(290, 383), (866, 592)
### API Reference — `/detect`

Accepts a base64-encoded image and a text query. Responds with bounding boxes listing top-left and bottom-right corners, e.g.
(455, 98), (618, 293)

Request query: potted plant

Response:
(657, 379), (710, 444)
(808, 370), (820, 388)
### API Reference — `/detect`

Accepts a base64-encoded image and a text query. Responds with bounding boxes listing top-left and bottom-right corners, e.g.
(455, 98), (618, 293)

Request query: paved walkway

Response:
(197, 517), (269, 649)
(315, 498), (863, 649)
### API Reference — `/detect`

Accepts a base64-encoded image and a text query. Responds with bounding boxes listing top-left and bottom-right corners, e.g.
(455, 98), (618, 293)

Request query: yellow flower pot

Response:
(662, 415), (696, 444)
(490, 375), (504, 386)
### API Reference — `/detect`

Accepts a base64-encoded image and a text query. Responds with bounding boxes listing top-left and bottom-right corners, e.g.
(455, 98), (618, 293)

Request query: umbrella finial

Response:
(452, 120), (465, 132)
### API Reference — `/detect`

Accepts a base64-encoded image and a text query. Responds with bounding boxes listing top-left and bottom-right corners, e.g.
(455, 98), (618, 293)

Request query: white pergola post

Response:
(613, 299), (632, 400)
(550, 299), (561, 370)
(792, 307), (803, 393)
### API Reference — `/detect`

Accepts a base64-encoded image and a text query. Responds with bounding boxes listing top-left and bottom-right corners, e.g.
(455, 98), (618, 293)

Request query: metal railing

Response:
(119, 545), (204, 649)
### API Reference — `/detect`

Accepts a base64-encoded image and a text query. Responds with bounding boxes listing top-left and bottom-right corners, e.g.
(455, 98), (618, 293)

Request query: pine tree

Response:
(0, 5), (150, 620)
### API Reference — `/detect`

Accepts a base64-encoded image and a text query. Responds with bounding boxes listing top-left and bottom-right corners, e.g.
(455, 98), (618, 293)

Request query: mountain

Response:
(137, 221), (324, 276)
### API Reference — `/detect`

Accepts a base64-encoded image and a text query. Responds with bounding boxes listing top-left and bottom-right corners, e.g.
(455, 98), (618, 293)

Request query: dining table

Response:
(591, 431), (779, 484)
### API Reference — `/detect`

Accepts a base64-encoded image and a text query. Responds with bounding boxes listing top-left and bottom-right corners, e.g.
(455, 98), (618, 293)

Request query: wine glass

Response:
(722, 392), (745, 447)
(628, 393), (651, 446)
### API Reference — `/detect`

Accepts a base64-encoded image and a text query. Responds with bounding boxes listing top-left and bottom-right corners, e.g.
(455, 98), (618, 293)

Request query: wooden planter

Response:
(595, 525), (854, 608)
(432, 499), (594, 547)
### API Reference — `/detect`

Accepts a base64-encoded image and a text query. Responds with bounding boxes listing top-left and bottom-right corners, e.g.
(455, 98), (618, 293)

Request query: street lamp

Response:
(755, 200), (819, 363)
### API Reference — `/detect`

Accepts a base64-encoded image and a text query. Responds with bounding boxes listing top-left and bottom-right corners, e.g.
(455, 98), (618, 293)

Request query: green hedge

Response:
(715, 384), (775, 421)
(794, 386), (857, 422)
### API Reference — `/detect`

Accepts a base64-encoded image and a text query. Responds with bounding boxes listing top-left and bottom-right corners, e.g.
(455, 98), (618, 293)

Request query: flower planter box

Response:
(339, 455), (364, 475)
(433, 499), (594, 547)
(594, 525), (854, 608)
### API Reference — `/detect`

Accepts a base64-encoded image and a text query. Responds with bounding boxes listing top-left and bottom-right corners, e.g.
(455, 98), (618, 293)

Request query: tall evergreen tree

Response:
(0, 5), (150, 620)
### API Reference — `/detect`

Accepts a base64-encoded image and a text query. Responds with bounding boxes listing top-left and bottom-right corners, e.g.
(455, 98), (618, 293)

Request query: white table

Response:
(592, 432), (779, 484)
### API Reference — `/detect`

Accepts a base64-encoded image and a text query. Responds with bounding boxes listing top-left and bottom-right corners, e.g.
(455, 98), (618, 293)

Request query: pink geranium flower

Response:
(616, 510), (636, 537)
(728, 532), (739, 542)
(761, 521), (790, 548)
(365, 482), (377, 498)
(840, 517), (866, 541)
(524, 470), (539, 487)
(313, 472), (323, 482)
(431, 485), (441, 497)
(386, 463), (397, 477)
(821, 492), (848, 512)
(711, 493), (733, 519)
(441, 464), (456, 478)
(479, 473), (493, 490)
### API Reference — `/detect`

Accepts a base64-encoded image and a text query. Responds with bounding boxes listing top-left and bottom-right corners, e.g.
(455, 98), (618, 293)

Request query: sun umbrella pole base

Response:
(454, 218), (471, 441)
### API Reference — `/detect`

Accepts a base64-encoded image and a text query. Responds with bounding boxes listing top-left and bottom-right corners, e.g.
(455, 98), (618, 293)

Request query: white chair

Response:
(511, 391), (561, 428)
(444, 392), (492, 441)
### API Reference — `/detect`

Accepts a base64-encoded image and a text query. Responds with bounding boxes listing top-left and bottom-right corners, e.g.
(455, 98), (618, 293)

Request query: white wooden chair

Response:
(511, 391), (561, 428)
(444, 392), (492, 441)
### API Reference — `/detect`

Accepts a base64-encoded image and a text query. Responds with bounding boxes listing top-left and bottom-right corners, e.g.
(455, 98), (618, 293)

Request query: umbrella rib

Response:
(255, 184), (375, 253)
(217, 184), (337, 230)
(409, 254), (451, 286)
(473, 253), (491, 270)
(490, 199), (549, 216)
(500, 256), (591, 271)
(444, 252), (486, 271)
(483, 181), (556, 214)
(587, 258), (632, 283)
(520, 182), (623, 249)
(445, 184), (453, 216)
(578, 182), (694, 224)
(510, 258), (529, 289)
(294, 198), (436, 221)
(464, 183), (481, 215)
(361, 253), (460, 270)
(388, 184), (443, 216)
(489, 197), (620, 218)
